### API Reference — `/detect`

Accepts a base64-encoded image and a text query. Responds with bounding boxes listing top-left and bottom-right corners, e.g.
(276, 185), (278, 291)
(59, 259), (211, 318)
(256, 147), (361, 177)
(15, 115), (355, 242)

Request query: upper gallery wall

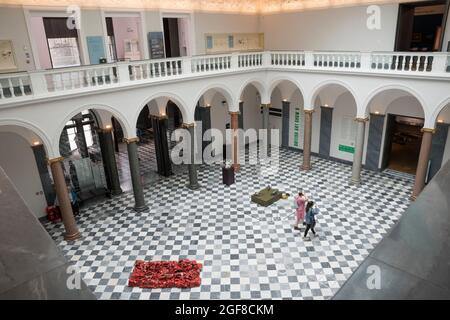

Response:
(0, 0), (421, 14)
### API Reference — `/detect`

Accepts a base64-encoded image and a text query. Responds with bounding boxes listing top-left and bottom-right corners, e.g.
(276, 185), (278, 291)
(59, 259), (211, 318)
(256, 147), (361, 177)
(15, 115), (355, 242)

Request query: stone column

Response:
(365, 113), (385, 171)
(59, 128), (72, 158)
(411, 128), (435, 200)
(182, 123), (200, 189)
(125, 137), (148, 211)
(302, 109), (314, 170)
(319, 106), (333, 159)
(238, 101), (244, 129)
(31, 143), (54, 206)
(281, 100), (290, 148)
(350, 117), (368, 184)
(196, 105), (212, 156)
(230, 111), (240, 172)
(48, 157), (80, 241)
(151, 115), (173, 177)
(97, 127), (122, 196)
(74, 115), (89, 158)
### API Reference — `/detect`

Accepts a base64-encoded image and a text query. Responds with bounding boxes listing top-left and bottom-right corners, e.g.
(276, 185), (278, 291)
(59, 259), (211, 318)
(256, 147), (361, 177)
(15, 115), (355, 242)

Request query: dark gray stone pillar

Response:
(59, 128), (71, 158)
(97, 127), (122, 196)
(183, 123), (200, 190)
(365, 113), (385, 171)
(351, 117), (368, 184)
(74, 114), (89, 158)
(195, 105), (212, 155)
(31, 143), (54, 206)
(429, 122), (449, 180)
(281, 101), (290, 148)
(319, 106), (333, 158)
(239, 101), (244, 129)
(151, 115), (173, 177)
(125, 138), (148, 211)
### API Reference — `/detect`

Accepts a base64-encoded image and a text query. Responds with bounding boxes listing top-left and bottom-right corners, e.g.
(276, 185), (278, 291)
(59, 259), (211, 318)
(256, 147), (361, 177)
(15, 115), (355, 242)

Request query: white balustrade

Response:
(312, 52), (361, 69)
(191, 54), (232, 73)
(270, 51), (306, 67)
(1, 50), (449, 105)
(370, 52), (448, 73)
(0, 73), (31, 99)
(128, 58), (183, 80)
(42, 64), (118, 93)
(238, 52), (264, 68)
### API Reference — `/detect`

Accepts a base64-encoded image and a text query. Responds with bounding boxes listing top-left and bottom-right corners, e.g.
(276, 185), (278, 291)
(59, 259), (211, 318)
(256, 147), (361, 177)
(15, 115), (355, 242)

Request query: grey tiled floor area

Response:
(44, 148), (412, 300)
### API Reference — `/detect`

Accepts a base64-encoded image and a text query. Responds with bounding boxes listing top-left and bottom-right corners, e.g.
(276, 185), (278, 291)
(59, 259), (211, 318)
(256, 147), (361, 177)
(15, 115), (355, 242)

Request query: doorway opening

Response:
(29, 16), (82, 69)
(162, 16), (192, 58)
(382, 115), (424, 175)
(395, 0), (448, 51)
(104, 14), (144, 62)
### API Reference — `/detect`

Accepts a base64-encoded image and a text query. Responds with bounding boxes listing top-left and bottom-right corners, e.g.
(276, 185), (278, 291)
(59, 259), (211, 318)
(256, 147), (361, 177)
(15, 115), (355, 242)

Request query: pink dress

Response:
(295, 196), (306, 221)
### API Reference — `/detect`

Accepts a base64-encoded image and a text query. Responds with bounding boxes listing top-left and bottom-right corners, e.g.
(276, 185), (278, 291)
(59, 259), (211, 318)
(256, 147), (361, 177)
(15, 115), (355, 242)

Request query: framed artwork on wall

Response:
(0, 40), (18, 72)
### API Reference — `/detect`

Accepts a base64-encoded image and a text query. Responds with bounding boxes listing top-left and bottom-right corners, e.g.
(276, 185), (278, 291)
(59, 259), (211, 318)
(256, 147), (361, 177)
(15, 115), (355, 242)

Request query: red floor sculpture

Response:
(128, 259), (203, 289)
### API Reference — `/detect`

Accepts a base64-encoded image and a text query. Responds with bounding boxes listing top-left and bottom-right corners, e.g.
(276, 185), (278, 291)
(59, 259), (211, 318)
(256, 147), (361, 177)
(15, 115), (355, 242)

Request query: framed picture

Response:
(0, 40), (17, 72)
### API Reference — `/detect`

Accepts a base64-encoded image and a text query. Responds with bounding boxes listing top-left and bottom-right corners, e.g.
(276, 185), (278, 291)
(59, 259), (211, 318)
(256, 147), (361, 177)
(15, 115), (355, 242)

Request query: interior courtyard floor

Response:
(43, 148), (412, 300)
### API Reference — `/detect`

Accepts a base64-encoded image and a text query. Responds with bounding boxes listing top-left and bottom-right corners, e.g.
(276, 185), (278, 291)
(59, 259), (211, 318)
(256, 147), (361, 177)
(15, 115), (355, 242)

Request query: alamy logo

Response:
(169, 122), (280, 177)
(366, 5), (381, 30)
(66, 5), (81, 30)
(66, 265), (82, 290)
(366, 265), (381, 290)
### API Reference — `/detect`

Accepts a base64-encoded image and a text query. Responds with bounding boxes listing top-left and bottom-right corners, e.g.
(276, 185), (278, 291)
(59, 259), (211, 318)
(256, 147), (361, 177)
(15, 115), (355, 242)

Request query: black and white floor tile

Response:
(44, 148), (412, 300)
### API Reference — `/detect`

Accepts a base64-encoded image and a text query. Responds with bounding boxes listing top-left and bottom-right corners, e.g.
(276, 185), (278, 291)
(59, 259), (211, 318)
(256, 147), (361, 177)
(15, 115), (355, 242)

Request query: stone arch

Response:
(53, 103), (132, 157)
(136, 92), (192, 125)
(310, 79), (358, 111)
(430, 96), (450, 127)
(268, 76), (306, 104)
(194, 83), (235, 112)
(363, 84), (427, 120)
(0, 118), (53, 157)
(238, 78), (268, 104)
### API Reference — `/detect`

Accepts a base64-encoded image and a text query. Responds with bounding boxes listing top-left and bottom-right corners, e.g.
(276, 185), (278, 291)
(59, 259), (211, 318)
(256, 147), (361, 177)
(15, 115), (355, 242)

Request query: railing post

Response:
(28, 71), (47, 96)
(231, 52), (239, 70)
(360, 51), (372, 71)
(116, 61), (130, 83)
(304, 51), (314, 68)
(432, 53), (448, 73)
(182, 57), (192, 75)
(262, 51), (271, 67)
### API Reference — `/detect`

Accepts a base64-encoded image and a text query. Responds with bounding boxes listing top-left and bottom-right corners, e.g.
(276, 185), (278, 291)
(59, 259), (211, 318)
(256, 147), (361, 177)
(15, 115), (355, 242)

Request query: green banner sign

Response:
(294, 108), (300, 147)
(339, 144), (355, 154)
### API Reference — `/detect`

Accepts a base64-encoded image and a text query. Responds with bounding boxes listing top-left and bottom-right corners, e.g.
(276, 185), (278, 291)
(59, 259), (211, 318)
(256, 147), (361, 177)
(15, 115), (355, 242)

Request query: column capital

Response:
(96, 127), (113, 133)
(150, 114), (168, 120)
(229, 111), (240, 116)
(320, 105), (333, 109)
(304, 109), (315, 114)
(181, 122), (195, 128)
(124, 137), (140, 144)
(202, 104), (212, 108)
(261, 103), (271, 108)
(47, 156), (64, 165)
(421, 127), (436, 134)
(355, 117), (369, 122)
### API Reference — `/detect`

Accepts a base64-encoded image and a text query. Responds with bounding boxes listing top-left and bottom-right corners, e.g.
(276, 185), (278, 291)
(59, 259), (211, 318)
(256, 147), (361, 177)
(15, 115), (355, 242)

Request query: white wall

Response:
(242, 84), (262, 144)
(261, 4), (398, 51)
(0, 132), (47, 218)
(29, 16), (52, 70)
(329, 92), (358, 162)
(0, 6), (35, 72)
(194, 12), (260, 54)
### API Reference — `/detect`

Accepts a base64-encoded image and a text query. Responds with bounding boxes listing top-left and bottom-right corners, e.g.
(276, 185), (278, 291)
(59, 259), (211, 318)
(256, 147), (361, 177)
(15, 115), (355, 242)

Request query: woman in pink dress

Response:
(294, 192), (307, 230)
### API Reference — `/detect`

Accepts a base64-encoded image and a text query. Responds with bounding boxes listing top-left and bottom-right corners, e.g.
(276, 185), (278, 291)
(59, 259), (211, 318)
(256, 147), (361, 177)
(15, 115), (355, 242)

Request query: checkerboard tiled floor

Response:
(44, 147), (412, 300)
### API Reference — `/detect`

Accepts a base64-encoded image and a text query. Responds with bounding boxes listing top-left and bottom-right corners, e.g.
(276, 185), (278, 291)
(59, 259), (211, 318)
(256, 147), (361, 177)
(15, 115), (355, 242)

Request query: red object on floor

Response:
(128, 259), (203, 289)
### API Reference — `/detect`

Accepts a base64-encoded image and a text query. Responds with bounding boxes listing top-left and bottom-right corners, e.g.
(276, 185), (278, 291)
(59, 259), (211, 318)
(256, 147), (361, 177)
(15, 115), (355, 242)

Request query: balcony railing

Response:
(1, 51), (449, 104)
